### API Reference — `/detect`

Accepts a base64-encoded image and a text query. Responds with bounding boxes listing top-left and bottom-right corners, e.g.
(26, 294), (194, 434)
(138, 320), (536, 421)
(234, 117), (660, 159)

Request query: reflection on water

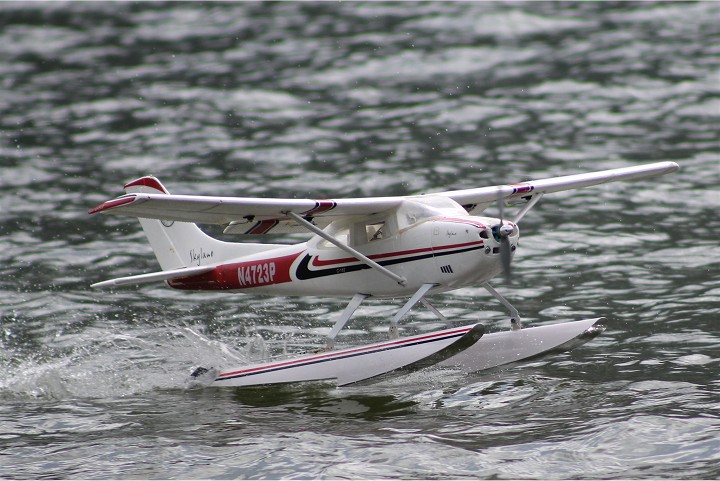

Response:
(1, 1), (719, 479)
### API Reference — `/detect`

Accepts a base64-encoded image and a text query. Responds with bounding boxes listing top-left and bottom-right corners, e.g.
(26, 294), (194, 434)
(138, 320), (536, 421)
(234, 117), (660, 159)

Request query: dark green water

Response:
(1, 2), (718, 479)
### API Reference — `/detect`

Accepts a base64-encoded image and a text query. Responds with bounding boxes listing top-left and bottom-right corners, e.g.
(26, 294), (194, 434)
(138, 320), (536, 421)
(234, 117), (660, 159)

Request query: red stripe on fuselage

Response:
(168, 251), (302, 290)
(310, 240), (484, 268)
(437, 217), (488, 229)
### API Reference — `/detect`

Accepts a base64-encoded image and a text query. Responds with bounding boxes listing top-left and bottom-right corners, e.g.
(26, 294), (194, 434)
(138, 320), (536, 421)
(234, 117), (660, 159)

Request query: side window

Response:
(349, 220), (391, 246)
(366, 222), (385, 242)
(320, 217), (396, 248)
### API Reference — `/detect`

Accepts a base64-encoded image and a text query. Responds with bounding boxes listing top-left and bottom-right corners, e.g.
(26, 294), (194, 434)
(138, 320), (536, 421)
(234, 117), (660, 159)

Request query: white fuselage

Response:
(168, 213), (518, 298)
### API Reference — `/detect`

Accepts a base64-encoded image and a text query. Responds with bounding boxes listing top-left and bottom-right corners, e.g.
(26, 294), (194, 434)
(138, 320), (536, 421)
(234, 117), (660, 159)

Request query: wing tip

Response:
(664, 161), (680, 173)
(640, 161), (680, 178)
(91, 279), (117, 289)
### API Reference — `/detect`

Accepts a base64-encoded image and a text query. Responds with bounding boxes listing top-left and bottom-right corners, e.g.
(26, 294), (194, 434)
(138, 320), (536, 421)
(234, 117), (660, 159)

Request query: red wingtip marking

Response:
(124, 176), (168, 194)
(88, 195), (136, 214)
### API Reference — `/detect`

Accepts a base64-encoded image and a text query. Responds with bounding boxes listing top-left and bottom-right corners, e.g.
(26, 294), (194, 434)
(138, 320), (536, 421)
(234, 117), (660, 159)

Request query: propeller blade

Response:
(497, 187), (505, 225)
(496, 187), (512, 283)
(500, 236), (512, 283)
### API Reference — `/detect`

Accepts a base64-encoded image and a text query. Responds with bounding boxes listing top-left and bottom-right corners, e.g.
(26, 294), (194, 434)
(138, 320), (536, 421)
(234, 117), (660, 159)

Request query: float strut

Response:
(483, 282), (522, 330)
(326, 293), (367, 350)
(420, 298), (448, 323)
(389, 283), (437, 339)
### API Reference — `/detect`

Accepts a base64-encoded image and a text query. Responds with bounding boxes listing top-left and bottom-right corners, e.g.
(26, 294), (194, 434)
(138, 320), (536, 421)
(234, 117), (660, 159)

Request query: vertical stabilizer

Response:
(123, 177), (231, 270)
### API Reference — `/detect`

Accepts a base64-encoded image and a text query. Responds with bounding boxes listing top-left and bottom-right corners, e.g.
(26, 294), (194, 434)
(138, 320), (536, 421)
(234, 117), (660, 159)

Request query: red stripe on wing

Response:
(302, 200), (337, 216)
(245, 220), (279, 234)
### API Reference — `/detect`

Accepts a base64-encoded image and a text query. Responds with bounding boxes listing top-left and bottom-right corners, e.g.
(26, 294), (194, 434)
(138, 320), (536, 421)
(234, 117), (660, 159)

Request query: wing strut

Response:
(284, 211), (407, 286)
(512, 192), (544, 224)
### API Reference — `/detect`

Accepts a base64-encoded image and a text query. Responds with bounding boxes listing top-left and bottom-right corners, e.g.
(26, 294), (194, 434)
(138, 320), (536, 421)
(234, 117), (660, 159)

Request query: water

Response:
(1, 1), (719, 479)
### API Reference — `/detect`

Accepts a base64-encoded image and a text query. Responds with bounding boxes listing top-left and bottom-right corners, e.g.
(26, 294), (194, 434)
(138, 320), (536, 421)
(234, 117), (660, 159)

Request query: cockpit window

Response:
(318, 218), (394, 249)
(397, 197), (467, 229)
(397, 201), (438, 229)
(411, 196), (467, 215)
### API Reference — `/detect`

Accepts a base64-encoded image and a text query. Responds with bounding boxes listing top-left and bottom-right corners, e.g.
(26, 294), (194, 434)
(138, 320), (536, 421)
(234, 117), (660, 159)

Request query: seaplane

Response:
(89, 161), (679, 388)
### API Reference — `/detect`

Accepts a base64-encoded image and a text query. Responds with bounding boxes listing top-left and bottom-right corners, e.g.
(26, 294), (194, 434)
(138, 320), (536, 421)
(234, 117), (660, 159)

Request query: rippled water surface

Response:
(1, 2), (719, 479)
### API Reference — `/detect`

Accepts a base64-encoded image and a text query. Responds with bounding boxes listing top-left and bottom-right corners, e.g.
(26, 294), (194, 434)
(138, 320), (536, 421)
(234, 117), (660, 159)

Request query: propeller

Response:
(492, 186), (543, 284)
(495, 190), (513, 283)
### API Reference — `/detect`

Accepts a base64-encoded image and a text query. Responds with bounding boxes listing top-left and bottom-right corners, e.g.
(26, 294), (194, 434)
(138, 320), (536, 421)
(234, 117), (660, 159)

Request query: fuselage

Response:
(168, 212), (519, 298)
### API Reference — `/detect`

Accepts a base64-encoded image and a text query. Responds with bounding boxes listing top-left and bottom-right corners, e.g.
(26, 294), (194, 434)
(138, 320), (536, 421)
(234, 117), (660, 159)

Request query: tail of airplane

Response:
(90, 176), (288, 289)
(123, 176), (277, 271)
(123, 177), (231, 270)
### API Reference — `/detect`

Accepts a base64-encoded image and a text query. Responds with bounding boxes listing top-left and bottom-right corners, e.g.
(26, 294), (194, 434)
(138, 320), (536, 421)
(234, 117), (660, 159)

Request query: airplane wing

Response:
(442, 161), (679, 214)
(89, 161), (679, 230)
(89, 190), (408, 230)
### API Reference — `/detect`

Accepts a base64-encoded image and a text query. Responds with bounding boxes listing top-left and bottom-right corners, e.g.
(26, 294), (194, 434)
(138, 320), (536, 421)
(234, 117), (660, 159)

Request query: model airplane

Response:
(89, 161), (679, 387)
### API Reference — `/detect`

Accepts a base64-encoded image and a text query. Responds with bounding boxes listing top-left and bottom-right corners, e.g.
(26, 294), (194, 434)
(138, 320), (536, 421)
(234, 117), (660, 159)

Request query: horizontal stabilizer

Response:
(92, 265), (215, 289)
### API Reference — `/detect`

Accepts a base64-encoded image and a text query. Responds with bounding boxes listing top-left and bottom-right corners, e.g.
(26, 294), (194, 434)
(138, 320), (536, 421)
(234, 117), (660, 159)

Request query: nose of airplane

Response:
(490, 220), (518, 242)
(498, 223), (514, 237)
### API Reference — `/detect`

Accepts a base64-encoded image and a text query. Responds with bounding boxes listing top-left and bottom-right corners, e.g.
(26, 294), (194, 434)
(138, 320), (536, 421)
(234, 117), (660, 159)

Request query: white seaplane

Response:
(89, 161), (678, 388)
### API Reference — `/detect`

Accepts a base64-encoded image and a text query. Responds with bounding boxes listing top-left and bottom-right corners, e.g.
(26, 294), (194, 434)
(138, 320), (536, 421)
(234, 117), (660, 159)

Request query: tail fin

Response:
(124, 177), (233, 270)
